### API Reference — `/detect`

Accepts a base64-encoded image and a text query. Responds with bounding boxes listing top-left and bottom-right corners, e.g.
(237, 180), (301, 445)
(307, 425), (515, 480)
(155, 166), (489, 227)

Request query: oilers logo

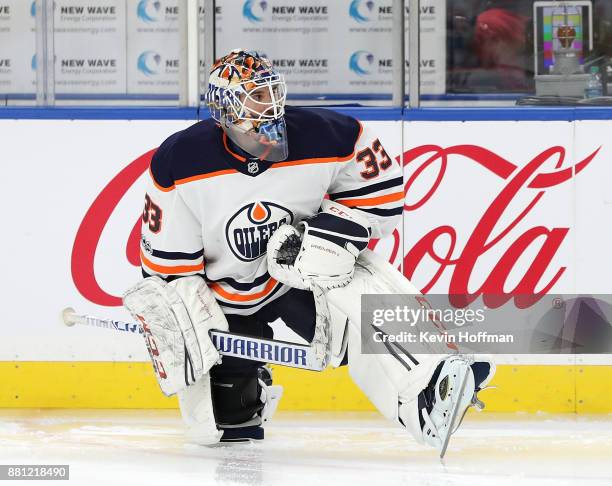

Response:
(349, 50), (374, 75)
(226, 202), (293, 262)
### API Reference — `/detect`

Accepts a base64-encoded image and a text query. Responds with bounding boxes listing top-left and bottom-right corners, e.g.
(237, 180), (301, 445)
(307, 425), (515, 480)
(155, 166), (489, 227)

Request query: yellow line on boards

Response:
(1, 362), (611, 413)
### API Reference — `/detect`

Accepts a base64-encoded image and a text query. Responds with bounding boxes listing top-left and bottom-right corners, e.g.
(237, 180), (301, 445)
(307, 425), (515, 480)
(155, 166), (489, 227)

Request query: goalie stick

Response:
(61, 307), (325, 371)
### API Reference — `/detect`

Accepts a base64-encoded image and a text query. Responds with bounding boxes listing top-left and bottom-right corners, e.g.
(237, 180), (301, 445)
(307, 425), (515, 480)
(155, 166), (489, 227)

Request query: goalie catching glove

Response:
(268, 199), (371, 290)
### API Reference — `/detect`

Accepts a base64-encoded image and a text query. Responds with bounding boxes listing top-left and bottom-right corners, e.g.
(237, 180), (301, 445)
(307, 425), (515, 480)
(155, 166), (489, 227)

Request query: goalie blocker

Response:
(267, 200), (495, 456)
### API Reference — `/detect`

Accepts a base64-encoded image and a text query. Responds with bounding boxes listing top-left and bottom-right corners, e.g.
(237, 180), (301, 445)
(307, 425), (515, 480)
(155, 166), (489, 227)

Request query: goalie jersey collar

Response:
(149, 107), (363, 189)
(222, 132), (274, 177)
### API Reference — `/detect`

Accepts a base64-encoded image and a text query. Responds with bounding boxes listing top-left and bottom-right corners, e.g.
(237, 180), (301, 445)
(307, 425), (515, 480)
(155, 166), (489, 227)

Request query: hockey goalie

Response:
(123, 49), (495, 455)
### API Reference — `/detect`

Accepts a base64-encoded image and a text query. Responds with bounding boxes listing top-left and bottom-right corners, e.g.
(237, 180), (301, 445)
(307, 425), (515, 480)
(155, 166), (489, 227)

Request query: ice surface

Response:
(0, 410), (611, 486)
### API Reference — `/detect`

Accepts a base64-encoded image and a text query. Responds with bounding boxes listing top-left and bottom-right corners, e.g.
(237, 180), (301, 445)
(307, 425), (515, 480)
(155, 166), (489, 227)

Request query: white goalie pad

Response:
(123, 275), (229, 397)
(326, 250), (442, 412)
(324, 250), (495, 447)
(327, 268), (443, 419)
(178, 374), (223, 445)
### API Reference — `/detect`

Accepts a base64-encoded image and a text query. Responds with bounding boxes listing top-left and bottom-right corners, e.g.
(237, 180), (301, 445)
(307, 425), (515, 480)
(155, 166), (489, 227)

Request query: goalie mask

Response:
(205, 49), (288, 162)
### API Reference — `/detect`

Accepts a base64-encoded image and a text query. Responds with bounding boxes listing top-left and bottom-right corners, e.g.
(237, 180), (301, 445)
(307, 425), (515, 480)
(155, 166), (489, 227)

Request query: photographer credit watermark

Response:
(361, 294), (612, 355)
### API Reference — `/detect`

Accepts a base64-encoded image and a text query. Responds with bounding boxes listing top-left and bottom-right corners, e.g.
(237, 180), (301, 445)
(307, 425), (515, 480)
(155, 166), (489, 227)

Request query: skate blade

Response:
(439, 371), (470, 460)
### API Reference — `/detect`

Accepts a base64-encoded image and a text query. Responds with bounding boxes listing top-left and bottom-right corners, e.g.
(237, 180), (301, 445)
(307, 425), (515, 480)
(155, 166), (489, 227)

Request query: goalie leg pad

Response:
(327, 300), (350, 368)
(326, 258), (445, 421)
(324, 250), (496, 450)
(122, 275), (229, 397)
(178, 374), (223, 445)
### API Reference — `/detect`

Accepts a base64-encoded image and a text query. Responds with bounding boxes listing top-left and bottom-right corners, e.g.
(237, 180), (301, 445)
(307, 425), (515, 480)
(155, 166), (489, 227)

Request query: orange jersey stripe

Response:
(354, 119), (364, 149)
(149, 165), (175, 192)
(209, 278), (279, 303)
(153, 121), (363, 190)
(336, 191), (404, 208)
(271, 153), (354, 170)
(175, 168), (239, 186)
(271, 120), (362, 168)
(173, 154), (352, 187)
(140, 250), (204, 274)
(223, 133), (247, 162)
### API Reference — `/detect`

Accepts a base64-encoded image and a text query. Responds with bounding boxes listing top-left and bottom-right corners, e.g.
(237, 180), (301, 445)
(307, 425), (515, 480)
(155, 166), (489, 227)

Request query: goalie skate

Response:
(407, 356), (476, 459)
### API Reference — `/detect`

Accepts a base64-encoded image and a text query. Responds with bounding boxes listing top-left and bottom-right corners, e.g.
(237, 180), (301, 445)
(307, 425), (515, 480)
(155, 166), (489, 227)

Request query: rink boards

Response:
(2, 113), (612, 412)
(2, 361), (612, 413)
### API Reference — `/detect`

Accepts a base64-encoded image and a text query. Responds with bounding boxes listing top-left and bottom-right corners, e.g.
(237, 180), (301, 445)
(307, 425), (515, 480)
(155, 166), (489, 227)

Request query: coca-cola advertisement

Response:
(0, 117), (609, 364)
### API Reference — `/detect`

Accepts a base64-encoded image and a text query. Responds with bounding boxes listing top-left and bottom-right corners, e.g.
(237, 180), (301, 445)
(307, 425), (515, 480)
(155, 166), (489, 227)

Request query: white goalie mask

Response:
(205, 49), (288, 162)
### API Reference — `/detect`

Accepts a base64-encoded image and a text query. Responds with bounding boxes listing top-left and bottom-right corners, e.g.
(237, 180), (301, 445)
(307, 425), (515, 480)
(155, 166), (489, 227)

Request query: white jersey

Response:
(141, 106), (402, 315)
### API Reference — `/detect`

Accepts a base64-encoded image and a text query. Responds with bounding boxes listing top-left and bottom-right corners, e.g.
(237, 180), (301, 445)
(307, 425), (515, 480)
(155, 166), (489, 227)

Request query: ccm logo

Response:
(329, 206), (351, 218)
